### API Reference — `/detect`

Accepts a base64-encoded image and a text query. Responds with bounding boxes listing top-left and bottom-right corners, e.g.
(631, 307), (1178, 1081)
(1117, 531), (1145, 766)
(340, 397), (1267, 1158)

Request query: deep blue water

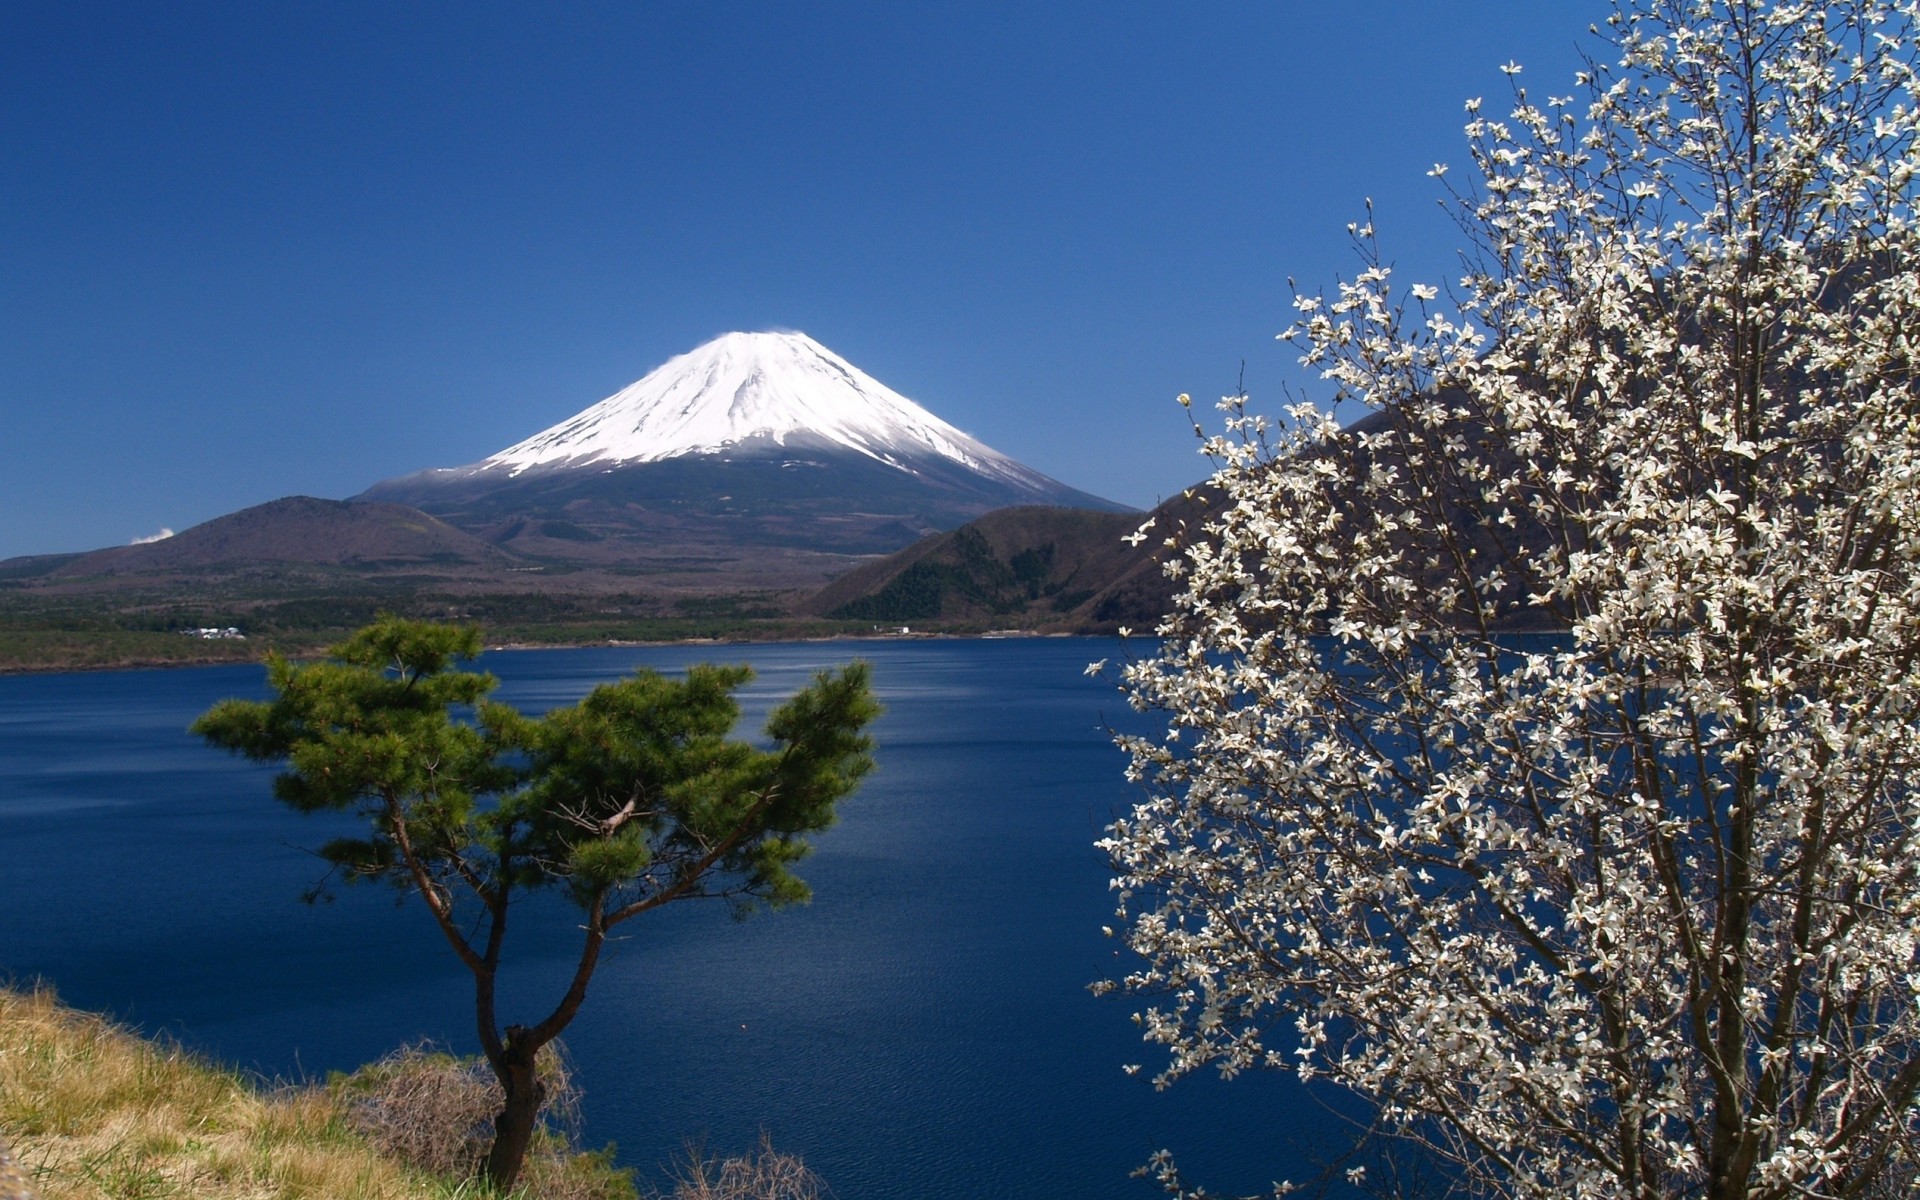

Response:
(0, 638), (1343, 1198)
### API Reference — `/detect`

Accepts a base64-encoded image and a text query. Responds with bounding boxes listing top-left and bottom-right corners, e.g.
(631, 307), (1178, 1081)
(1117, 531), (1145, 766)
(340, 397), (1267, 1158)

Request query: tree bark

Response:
(483, 1027), (549, 1192)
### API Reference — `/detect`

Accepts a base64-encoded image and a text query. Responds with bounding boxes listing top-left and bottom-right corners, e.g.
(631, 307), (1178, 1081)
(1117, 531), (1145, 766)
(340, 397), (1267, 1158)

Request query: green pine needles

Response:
(193, 617), (879, 1192)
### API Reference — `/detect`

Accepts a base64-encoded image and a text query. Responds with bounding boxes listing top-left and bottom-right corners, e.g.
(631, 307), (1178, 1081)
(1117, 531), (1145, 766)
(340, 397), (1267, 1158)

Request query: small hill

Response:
(46, 497), (519, 579)
(0, 553), (85, 583)
(804, 494), (1218, 630)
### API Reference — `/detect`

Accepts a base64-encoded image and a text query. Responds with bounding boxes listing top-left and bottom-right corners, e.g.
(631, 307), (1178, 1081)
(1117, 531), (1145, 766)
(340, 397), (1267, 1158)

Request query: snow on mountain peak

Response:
(476, 331), (1041, 487)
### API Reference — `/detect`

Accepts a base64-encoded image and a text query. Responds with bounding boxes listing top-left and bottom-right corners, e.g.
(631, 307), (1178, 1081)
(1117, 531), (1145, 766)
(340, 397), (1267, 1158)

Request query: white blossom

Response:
(1102, 3), (1920, 1197)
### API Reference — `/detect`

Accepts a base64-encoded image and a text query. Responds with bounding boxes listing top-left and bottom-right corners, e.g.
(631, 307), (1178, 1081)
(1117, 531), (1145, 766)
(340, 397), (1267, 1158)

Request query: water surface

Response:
(0, 638), (1340, 1198)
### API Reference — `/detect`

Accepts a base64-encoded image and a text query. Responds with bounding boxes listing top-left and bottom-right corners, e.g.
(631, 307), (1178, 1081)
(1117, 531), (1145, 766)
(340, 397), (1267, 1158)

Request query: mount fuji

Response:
(359, 332), (1128, 568)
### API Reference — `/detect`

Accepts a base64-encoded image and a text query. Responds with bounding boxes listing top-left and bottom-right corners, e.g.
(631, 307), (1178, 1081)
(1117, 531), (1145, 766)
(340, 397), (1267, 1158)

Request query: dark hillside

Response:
(46, 497), (520, 578)
(804, 495), (1218, 631)
(0, 553), (86, 581)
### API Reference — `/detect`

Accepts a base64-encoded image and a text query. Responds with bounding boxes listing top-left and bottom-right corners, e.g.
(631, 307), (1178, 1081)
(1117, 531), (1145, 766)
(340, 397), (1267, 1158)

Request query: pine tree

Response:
(195, 617), (878, 1190)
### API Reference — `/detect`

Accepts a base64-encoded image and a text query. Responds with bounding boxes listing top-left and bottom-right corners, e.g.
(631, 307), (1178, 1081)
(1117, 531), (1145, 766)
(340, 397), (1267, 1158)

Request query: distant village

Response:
(181, 627), (245, 640)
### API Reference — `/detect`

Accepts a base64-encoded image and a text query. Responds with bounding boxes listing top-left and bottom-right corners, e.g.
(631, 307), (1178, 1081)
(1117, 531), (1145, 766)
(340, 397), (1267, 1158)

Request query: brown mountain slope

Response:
(47, 497), (521, 578)
(803, 495), (1217, 630)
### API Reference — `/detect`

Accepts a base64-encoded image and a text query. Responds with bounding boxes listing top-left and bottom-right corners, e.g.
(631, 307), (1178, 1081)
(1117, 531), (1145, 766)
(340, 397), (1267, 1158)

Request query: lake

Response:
(0, 638), (1339, 1198)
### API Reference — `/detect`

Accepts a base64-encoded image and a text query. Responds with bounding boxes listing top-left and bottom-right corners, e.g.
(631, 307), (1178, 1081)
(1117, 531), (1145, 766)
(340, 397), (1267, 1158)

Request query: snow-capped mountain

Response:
(358, 332), (1127, 563)
(472, 330), (1053, 491)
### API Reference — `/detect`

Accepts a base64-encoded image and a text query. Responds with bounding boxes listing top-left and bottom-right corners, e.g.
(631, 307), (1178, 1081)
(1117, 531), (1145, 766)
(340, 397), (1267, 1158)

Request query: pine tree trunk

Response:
(483, 1033), (548, 1192)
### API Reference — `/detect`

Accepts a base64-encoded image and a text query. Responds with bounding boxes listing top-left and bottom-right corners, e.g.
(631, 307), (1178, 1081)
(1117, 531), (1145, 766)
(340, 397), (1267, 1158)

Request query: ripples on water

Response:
(0, 639), (1342, 1199)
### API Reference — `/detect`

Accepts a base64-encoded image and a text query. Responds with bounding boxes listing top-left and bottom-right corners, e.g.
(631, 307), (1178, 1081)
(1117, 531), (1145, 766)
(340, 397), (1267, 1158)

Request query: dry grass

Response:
(0, 985), (632, 1200)
(653, 1137), (826, 1200)
(0, 984), (463, 1200)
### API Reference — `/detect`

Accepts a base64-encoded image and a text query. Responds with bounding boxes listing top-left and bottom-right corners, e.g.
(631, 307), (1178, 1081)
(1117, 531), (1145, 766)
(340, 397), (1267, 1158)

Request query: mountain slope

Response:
(359, 332), (1129, 561)
(803, 492), (1218, 630)
(47, 496), (519, 579)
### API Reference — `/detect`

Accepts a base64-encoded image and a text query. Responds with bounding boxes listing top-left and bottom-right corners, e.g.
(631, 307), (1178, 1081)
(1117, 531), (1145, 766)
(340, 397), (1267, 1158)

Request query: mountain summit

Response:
(358, 332), (1127, 571)
(476, 330), (1052, 491)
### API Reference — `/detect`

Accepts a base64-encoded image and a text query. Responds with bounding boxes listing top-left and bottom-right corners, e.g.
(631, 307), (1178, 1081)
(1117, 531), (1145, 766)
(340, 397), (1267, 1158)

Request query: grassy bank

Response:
(0, 986), (634, 1200)
(0, 580), (1099, 674)
(0, 618), (1040, 675)
(0, 591), (896, 674)
(0, 630), (292, 675)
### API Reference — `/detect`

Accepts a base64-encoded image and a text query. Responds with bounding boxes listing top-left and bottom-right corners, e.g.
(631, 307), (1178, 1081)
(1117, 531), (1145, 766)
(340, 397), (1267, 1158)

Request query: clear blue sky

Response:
(2, 2), (1600, 559)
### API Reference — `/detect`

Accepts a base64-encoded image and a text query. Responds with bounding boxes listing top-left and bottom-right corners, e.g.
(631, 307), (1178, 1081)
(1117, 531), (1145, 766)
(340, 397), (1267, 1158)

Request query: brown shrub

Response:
(655, 1135), (825, 1200)
(331, 1043), (631, 1200)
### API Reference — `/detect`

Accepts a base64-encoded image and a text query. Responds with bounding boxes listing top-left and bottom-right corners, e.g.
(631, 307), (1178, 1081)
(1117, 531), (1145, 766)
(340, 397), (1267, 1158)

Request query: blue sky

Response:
(2, 2), (1599, 560)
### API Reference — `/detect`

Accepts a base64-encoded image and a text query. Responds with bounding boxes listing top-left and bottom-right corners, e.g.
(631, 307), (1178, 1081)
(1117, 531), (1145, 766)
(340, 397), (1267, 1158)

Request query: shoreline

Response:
(0, 627), (1105, 677)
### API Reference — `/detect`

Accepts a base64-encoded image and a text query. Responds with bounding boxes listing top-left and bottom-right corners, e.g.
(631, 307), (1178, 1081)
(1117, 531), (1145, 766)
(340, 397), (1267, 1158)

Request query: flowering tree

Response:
(1100, 3), (1920, 1197)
